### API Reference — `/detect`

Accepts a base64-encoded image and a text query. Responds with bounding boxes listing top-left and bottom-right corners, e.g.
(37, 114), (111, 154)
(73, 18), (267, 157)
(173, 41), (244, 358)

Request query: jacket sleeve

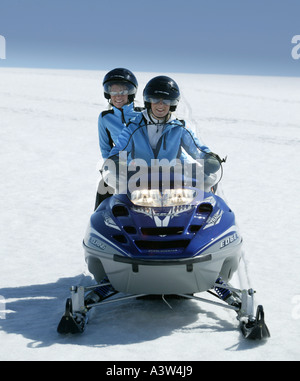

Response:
(98, 113), (113, 159)
(181, 127), (211, 159)
(108, 124), (134, 160)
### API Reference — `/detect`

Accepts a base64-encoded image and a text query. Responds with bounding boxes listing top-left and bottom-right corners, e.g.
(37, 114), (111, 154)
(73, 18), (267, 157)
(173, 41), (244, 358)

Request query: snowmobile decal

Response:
(220, 232), (239, 248)
(203, 209), (223, 229)
(89, 236), (106, 251)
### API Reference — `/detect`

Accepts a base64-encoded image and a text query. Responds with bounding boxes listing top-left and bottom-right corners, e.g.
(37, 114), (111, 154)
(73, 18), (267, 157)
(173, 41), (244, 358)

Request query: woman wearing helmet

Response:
(98, 68), (140, 159)
(95, 68), (141, 210)
(107, 75), (212, 166)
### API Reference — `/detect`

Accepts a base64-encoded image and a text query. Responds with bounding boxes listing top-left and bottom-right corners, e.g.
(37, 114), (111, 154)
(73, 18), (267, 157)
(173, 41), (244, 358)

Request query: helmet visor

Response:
(144, 95), (179, 106)
(104, 81), (136, 96)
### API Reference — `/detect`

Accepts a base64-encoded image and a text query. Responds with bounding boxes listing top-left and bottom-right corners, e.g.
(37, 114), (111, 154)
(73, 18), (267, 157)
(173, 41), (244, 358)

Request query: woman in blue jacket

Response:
(95, 68), (141, 210)
(108, 76), (216, 169)
(98, 68), (141, 159)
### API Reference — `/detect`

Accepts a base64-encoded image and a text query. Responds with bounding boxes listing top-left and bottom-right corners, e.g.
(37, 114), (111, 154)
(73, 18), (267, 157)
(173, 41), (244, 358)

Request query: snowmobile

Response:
(57, 144), (270, 340)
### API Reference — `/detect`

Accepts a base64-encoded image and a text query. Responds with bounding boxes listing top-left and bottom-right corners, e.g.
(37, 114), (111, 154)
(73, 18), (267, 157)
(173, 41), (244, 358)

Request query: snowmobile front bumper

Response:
(83, 241), (241, 295)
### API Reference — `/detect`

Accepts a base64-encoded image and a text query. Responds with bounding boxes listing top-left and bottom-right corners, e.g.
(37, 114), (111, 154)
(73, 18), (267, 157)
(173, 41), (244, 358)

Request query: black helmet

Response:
(103, 68), (138, 103)
(143, 76), (180, 111)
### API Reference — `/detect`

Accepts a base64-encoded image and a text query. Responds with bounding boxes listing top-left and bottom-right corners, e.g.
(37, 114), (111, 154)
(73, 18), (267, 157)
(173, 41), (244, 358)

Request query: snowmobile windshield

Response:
(101, 130), (223, 205)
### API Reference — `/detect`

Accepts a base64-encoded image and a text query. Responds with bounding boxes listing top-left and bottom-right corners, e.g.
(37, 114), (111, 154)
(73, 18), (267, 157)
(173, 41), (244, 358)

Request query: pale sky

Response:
(1, 0), (300, 76)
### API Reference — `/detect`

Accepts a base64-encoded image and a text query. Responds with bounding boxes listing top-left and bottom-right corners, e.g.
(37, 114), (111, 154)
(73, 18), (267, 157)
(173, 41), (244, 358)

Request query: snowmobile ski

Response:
(57, 298), (88, 334)
(240, 305), (270, 340)
(57, 281), (270, 340)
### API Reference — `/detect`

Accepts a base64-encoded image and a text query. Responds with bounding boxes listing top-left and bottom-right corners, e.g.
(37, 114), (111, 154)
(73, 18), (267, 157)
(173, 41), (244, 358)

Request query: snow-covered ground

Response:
(0, 67), (299, 361)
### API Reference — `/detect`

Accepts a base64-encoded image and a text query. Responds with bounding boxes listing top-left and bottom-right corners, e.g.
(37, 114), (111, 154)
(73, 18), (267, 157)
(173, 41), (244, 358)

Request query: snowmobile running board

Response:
(57, 283), (270, 340)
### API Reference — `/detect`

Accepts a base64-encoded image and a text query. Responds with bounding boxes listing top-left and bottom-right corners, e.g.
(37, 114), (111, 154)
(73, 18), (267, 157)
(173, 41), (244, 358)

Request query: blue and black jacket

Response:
(108, 111), (211, 165)
(98, 103), (141, 159)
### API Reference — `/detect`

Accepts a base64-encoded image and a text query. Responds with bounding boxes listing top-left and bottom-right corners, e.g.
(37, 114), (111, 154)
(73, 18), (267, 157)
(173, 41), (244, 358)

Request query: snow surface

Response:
(0, 67), (300, 361)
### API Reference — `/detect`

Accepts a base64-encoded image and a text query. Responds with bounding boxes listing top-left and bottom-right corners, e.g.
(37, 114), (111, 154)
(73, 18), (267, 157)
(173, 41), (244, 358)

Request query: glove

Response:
(204, 152), (226, 175)
(209, 152), (227, 163)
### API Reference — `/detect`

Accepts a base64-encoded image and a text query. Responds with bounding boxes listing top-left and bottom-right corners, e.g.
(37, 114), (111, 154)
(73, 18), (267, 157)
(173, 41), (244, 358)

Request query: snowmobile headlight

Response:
(162, 189), (197, 206)
(130, 189), (162, 207)
(130, 188), (196, 207)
